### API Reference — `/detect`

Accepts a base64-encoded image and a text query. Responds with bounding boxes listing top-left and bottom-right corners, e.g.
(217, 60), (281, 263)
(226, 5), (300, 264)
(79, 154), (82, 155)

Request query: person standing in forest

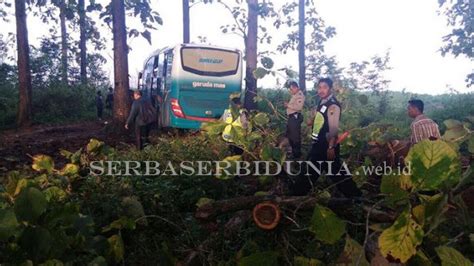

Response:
(407, 99), (441, 145)
(285, 81), (305, 159)
(125, 90), (151, 150)
(105, 87), (114, 116)
(290, 78), (362, 198)
(95, 91), (103, 120)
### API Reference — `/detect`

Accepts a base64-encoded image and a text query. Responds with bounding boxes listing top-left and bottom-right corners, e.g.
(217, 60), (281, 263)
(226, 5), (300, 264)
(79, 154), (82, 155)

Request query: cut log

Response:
(195, 195), (396, 223)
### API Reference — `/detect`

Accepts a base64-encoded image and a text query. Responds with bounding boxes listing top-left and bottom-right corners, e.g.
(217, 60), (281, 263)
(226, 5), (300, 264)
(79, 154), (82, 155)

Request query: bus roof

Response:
(142, 43), (241, 67)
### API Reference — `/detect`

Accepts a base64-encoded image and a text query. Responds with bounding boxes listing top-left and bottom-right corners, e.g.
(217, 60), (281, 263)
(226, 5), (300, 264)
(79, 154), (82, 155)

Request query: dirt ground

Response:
(0, 120), (132, 174)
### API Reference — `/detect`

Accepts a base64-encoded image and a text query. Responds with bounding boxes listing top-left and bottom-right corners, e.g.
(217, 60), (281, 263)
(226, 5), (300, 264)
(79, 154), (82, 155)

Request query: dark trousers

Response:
(287, 113), (303, 158)
(97, 106), (103, 119)
(135, 124), (151, 150)
(290, 140), (362, 197)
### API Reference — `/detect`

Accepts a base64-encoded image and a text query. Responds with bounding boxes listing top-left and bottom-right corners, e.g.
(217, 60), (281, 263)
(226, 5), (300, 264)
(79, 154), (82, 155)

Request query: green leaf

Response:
(215, 155), (241, 180)
(43, 186), (67, 202)
(238, 251), (279, 266)
(405, 140), (461, 191)
(443, 119), (468, 142)
(196, 197), (214, 208)
(32, 155), (54, 173)
(141, 30), (152, 45)
(102, 217), (136, 232)
(294, 256), (322, 266)
(253, 67), (269, 79)
(309, 203), (346, 244)
(260, 56), (274, 69)
(435, 246), (471, 266)
(14, 187), (48, 223)
(19, 226), (52, 261)
(419, 193), (448, 231)
(39, 259), (64, 266)
(336, 236), (369, 266)
(253, 112), (270, 126)
(87, 139), (104, 154)
(380, 174), (409, 206)
(88, 256), (107, 266)
(59, 163), (79, 176)
(357, 94), (368, 105)
(0, 209), (19, 240)
(378, 209), (424, 263)
(108, 234), (124, 263)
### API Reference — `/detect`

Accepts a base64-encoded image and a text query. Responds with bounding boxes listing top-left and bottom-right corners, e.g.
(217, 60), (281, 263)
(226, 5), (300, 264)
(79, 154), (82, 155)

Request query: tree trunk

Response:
(243, 0), (258, 111)
(78, 0), (87, 85)
(183, 0), (190, 43)
(15, 0), (32, 128)
(298, 0), (306, 92)
(59, 0), (68, 85)
(112, 0), (130, 127)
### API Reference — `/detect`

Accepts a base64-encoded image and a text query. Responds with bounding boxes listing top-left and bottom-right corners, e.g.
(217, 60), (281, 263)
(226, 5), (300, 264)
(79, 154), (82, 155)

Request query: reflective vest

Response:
(222, 108), (243, 142)
(311, 95), (340, 142)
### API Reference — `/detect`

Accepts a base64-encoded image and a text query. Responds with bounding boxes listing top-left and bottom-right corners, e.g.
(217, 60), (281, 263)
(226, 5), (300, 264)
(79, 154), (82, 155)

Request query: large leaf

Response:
(19, 226), (52, 261)
(435, 246), (471, 266)
(309, 204), (346, 244)
(108, 234), (124, 263)
(419, 193), (448, 232)
(378, 209), (424, 263)
(260, 56), (274, 69)
(238, 251), (279, 266)
(0, 209), (19, 240)
(59, 163), (79, 176)
(87, 139), (104, 154)
(443, 119), (468, 142)
(14, 187), (47, 223)
(380, 174), (409, 206)
(335, 236), (369, 266)
(253, 67), (269, 79)
(215, 155), (242, 180)
(405, 140), (461, 191)
(32, 155), (54, 173)
(294, 256), (322, 266)
(253, 112), (270, 126)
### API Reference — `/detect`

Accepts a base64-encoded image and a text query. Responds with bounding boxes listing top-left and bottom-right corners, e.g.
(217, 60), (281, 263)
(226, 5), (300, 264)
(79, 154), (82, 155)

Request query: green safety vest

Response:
(222, 108), (243, 142)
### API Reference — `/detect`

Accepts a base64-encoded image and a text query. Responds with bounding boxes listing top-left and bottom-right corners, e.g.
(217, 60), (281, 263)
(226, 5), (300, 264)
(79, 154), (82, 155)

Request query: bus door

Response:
(160, 50), (174, 127)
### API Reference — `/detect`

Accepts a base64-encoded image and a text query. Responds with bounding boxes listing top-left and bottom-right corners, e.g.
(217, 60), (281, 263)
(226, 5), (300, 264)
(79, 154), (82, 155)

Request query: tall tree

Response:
(439, 0), (473, 86)
(59, 0), (68, 85)
(15, 0), (33, 127)
(183, 0), (190, 43)
(297, 0), (305, 92)
(111, 0), (130, 126)
(78, 0), (87, 84)
(243, 0), (258, 110)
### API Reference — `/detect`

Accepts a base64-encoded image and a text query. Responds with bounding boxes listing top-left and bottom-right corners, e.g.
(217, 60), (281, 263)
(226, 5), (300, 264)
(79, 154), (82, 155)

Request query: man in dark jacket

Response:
(125, 90), (150, 150)
(105, 87), (114, 115)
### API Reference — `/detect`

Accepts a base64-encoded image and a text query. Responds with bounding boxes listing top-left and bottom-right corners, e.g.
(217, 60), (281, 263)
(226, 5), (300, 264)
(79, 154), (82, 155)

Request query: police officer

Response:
(285, 81), (305, 159)
(290, 78), (361, 197)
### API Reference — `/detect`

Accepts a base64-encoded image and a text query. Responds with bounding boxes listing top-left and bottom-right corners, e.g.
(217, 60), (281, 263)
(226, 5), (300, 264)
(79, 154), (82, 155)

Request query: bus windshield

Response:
(180, 47), (240, 77)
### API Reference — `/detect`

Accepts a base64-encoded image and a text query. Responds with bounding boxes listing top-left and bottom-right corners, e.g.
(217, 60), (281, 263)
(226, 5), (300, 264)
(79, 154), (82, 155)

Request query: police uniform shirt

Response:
(308, 94), (341, 141)
(286, 90), (305, 115)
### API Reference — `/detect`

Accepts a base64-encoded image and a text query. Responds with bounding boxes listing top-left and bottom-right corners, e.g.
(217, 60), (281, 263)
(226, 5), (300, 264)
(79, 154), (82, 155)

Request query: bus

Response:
(138, 44), (243, 129)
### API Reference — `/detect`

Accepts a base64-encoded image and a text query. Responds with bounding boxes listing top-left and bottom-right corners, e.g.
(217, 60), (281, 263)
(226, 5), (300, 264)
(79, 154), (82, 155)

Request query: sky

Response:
(1, 0), (472, 94)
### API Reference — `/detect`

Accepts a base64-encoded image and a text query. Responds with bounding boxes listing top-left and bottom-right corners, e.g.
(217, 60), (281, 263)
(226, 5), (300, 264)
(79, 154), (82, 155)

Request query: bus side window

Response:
(143, 58), (154, 95)
(164, 51), (173, 92)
